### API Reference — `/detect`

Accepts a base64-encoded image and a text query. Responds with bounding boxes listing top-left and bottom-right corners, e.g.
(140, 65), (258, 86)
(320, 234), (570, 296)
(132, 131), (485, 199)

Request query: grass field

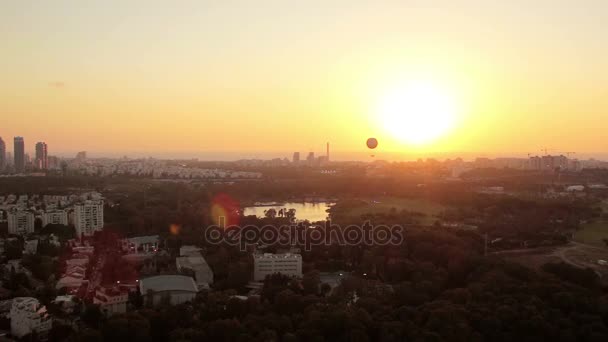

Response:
(574, 221), (608, 247)
(334, 197), (445, 225)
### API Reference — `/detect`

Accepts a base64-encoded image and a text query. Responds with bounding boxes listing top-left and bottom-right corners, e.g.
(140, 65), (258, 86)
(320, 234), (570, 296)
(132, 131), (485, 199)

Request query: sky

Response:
(1, 0), (607, 160)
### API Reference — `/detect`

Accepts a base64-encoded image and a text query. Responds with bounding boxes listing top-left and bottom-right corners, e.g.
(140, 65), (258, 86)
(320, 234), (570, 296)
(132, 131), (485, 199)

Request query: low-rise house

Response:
(10, 297), (52, 340)
(93, 286), (128, 316)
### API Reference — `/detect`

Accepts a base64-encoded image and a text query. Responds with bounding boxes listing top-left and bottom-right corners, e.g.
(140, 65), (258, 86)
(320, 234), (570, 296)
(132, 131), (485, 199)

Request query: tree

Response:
(302, 271), (321, 295)
(264, 208), (277, 219)
(81, 304), (103, 329)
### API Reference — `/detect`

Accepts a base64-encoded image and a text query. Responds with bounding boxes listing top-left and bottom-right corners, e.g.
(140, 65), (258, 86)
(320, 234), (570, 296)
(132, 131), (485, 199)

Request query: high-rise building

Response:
(292, 152), (300, 163)
(13, 136), (25, 173)
(35, 142), (48, 170)
(75, 151), (87, 161)
(48, 155), (60, 170)
(73, 200), (104, 237)
(307, 152), (315, 164)
(8, 211), (35, 235)
(42, 210), (69, 227)
(326, 142), (330, 161)
(0, 137), (5, 170)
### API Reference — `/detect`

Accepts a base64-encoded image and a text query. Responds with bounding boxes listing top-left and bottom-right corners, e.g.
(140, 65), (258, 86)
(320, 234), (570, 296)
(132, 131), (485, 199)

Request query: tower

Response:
(0, 137), (5, 170)
(13, 137), (25, 173)
(35, 142), (48, 170)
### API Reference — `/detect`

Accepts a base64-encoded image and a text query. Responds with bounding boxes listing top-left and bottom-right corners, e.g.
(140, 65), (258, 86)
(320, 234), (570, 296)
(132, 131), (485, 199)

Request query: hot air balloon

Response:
(366, 138), (378, 149)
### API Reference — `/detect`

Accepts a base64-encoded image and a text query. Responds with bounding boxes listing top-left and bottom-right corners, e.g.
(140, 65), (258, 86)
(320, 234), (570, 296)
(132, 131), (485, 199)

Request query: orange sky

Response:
(1, 1), (607, 160)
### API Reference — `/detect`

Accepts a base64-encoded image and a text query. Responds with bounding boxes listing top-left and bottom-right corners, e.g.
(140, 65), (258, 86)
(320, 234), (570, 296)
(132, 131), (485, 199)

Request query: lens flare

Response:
(211, 193), (240, 227)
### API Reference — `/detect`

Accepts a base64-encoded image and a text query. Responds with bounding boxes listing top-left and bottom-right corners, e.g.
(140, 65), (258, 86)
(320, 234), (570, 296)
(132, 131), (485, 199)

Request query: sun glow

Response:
(376, 80), (459, 146)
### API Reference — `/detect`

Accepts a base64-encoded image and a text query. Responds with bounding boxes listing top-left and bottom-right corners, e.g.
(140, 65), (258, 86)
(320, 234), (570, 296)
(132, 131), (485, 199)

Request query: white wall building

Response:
(253, 253), (302, 281)
(121, 235), (159, 254)
(42, 210), (68, 227)
(139, 275), (198, 306)
(7, 211), (35, 235)
(73, 200), (104, 237)
(93, 286), (128, 316)
(10, 297), (52, 339)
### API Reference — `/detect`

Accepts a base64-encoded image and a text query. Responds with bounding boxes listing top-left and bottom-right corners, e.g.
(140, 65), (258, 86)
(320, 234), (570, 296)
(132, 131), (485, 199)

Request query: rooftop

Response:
(253, 253), (302, 259)
(139, 275), (198, 293)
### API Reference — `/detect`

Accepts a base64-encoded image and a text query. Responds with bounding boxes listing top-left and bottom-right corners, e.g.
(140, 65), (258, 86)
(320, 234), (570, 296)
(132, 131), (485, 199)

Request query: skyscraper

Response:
(292, 152), (300, 163)
(13, 137), (25, 173)
(0, 137), (5, 170)
(307, 152), (315, 165)
(35, 142), (48, 170)
(73, 200), (104, 237)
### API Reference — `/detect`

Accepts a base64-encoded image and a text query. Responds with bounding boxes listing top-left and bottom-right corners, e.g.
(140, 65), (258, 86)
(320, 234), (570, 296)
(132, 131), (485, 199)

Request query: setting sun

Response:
(376, 80), (459, 146)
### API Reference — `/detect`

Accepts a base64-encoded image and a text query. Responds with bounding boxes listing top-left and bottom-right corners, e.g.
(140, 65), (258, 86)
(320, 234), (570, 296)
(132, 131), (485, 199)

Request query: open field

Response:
(332, 197), (446, 225)
(497, 242), (608, 281)
(575, 221), (608, 247)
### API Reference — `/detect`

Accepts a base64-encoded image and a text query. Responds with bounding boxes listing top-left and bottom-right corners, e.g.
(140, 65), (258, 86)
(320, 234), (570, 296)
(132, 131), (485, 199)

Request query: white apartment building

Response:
(7, 211), (35, 235)
(253, 253), (302, 281)
(42, 210), (68, 227)
(139, 275), (198, 306)
(10, 297), (52, 339)
(93, 286), (128, 316)
(73, 200), (104, 237)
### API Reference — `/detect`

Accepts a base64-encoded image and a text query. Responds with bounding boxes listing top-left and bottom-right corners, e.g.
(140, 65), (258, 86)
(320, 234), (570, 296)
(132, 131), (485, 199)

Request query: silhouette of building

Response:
(307, 152), (315, 165)
(13, 136), (25, 173)
(292, 152), (300, 163)
(326, 142), (330, 161)
(75, 151), (87, 161)
(528, 155), (569, 171)
(0, 137), (5, 170)
(35, 142), (48, 170)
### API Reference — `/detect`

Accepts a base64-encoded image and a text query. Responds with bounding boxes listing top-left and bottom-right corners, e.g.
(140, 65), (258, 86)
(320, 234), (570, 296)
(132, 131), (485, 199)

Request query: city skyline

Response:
(2, 133), (608, 163)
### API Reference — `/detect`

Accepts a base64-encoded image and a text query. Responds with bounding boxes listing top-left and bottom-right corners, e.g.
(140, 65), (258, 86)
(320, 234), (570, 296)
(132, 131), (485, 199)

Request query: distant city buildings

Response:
(253, 252), (302, 281)
(35, 142), (48, 170)
(307, 152), (315, 165)
(1, 192), (104, 237)
(0, 137), (5, 170)
(292, 152), (300, 163)
(13, 136), (25, 173)
(75, 151), (87, 162)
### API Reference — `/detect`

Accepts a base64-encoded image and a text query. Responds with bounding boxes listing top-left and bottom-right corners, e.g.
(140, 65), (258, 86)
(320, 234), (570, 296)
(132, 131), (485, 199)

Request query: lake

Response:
(243, 202), (334, 222)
